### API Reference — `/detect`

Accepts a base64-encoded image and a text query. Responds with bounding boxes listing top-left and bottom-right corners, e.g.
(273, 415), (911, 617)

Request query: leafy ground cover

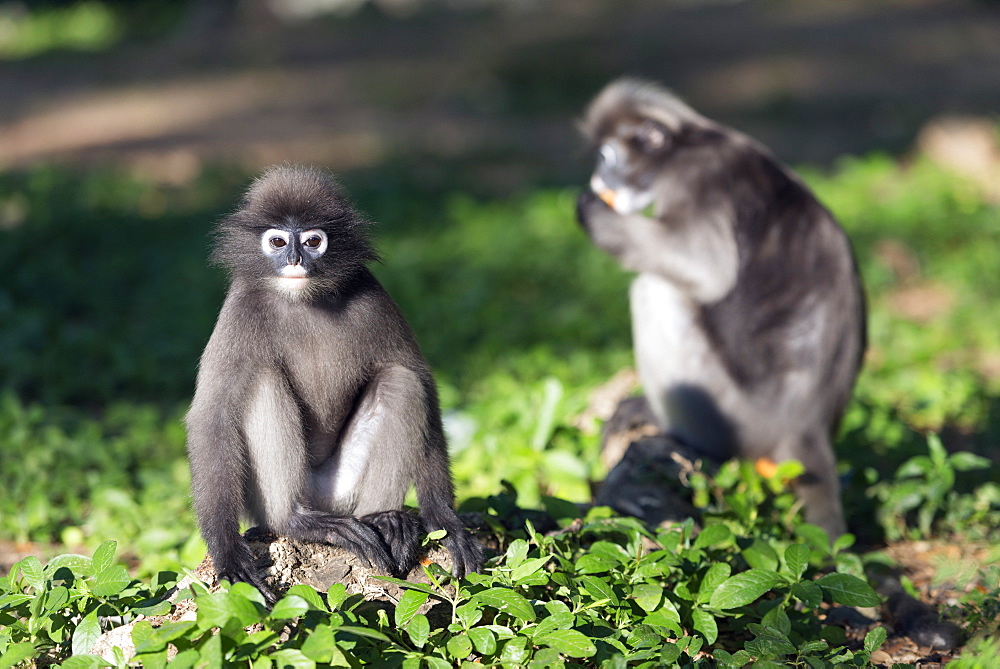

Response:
(1, 150), (999, 665)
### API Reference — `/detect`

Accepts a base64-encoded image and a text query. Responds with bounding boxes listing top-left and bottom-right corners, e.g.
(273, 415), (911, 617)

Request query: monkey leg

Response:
(776, 431), (847, 540)
(361, 509), (423, 577)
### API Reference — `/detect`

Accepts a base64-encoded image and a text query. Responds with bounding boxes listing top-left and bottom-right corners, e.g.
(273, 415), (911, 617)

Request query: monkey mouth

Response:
(277, 265), (310, 290)
(589, 174), (618, 209)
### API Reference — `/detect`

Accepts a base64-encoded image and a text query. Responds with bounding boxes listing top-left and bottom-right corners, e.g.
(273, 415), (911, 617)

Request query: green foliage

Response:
(868, 433), (994, 541)
(0, 541), (177, 664)
(0, 2), (121, 60)
(1, 150), (999, 663)
(2, 504), (890, 667)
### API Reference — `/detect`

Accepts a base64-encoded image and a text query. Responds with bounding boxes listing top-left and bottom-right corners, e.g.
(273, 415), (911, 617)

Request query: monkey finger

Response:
(218, 566), (276, 605)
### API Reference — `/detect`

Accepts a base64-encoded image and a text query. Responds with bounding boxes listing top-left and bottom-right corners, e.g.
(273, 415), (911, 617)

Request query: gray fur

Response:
(186, 166), (482, 599)
(577, 79), (866, 539)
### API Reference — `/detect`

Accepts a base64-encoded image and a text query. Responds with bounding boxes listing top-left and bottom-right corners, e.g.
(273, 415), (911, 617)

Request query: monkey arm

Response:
(185, 381), (275, 602)
(577, 189), (738, 303)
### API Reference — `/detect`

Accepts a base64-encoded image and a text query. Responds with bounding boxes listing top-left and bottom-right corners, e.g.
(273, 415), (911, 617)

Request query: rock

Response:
(88, 531), (469, 663)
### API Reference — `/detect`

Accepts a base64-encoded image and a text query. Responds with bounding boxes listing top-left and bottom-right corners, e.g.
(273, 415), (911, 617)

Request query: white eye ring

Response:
(299, 229), (328, 256)
(599, 143), (618, 167)
(261, 229), (291, 255)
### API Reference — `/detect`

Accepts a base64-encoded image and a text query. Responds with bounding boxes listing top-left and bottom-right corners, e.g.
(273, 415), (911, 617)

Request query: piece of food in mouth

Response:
(597, 188), (616, 209)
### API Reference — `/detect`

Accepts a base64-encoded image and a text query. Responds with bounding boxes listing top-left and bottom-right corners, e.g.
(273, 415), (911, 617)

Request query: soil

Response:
(2, 0), (1000, 186)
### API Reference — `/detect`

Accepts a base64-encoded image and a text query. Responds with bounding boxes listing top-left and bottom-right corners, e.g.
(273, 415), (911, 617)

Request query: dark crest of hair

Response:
(211, 165), (379, 281)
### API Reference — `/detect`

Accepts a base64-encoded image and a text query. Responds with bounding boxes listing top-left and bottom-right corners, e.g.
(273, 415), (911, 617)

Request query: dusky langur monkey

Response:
(576, 79), (866, 538)
(186, 166), (483, 599)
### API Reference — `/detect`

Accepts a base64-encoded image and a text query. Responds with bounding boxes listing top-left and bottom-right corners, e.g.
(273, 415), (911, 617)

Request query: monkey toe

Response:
(361, 510), (423, 576)
(445, 531), (485, 579)
(216, 561), (275, 605)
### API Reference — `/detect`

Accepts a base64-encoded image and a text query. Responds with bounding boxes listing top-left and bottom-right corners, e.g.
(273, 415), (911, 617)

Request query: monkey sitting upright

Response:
(576, 79), (866, 538)
(186, 166), (483, 599)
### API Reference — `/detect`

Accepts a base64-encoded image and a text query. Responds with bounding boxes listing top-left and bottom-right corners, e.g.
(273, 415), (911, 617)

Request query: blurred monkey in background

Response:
(577, 79), (866, 538)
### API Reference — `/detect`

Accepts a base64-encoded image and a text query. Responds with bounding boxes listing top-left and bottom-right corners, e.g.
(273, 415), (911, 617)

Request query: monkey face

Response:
(590, 117), (670, 215)
(260, 227), (329, 294)
(212, 166), (380, 299)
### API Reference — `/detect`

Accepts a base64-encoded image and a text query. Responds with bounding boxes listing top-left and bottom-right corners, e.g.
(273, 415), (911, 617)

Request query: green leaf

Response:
(864, 626), (888, 653)
(631, 583), (663, 612)
(510, 556), (550, 583)
(791, 581), (823, 608)
(761, 605), (791, 635)
(91, 541), (117, 575)
(468, 627), (497, 656)
(794, 524), (831, 555)
(60, 655), (111, 668)
(500, 636), (530, 664)
(505, 539), (529, 568)
(43, 585), (69, 612)
(535, 629), (597, 658)
(395, 589), (429, 627)
(949, 452), (990, 471)
(300, 624), (342, 664)
(269, 649), (315, 669)
(693, 524), (733, 549)
(742, 539), (779, 572)
(644, 603), (682, 635)
(696, 562), (731, 604)
(283, 584), (326, 612)
(134, 621), (197, 654)
(709, 569), (783, 609)
(0, 643), (37, 669)
(531, 611), (574, 637)
(474, 587), (536, 622)
(447, 634), (473, 659)
(45, 554), (92, 577)
(817, 573), (882, 607)
(90, 565), (131, 597)
(691, 608), (718, 644)
(337, 625), (391, 642)
(746, 624), (796, 657)
(327, 582), (348, 609)
(660, 642), (683, 665)
(455, 602), (483, 628)
(197, 591), (264, 628)
(406, 613), (430, 648)
(269, 594), (310, 620)
(579, 574), (618, 605)
(574, 553), (616, 574)
(783, 544), (810, 580)
(831, 534), (855, 554)
(71, 611), (101, 656)
(18, 557), (44, 591)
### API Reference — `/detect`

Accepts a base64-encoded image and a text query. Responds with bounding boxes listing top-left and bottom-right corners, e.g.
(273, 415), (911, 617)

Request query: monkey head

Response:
(580, 78), (712, 215)
(212, 166), (379, 299)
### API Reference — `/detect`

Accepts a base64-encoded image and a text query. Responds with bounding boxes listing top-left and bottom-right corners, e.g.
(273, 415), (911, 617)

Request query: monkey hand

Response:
(575, 187), (615, 234)
(213, 542), (276, 605)
(444, 528), (485, 579)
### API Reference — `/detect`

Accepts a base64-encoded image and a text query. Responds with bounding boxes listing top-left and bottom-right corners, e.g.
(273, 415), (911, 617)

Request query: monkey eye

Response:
(635, 120), (667, 151)
(299, 229), (328, 255)
(260, 228), (291, 255)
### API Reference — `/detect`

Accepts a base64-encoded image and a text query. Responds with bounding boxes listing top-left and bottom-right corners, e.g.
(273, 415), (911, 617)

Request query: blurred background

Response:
(1, 0), (998, 574)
